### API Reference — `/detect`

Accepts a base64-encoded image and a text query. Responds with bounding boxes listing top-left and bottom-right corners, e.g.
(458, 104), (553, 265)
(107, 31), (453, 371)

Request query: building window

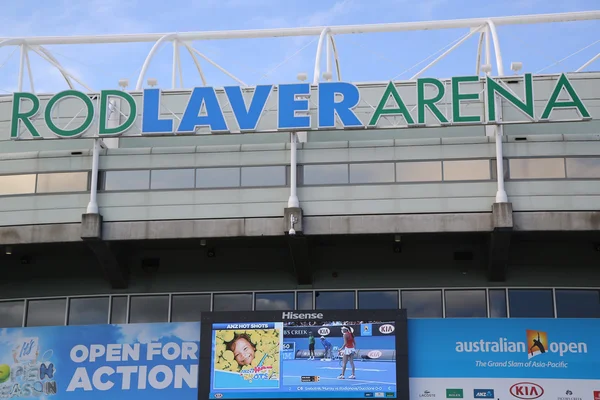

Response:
(171, 294), (211, 322)
(315, 291), (355, 310)
(104, 170), (150, 191)
(443, 160), (491, 181)
(489, 289), (507, 318)
(302, 164), (348, 185)
(566, 158), (600, 178)
(151, 169), (195, 190)
(350, 163), (395, 184)
(26, 299), (66, 327)
(555, 289), (600, 318)
(0, 300), (24, 328)
(196, 167), (240, 188)
(444, 290), (487, 318)
(297, 292), (313, 310)
(0, 174), (36, 195)
(36, 172), (88, 193)
(68, 297), (109, 325)
(358, 291), (398, 309)
(509, 158), (565, 179)
(241, 166), (286, 187)
(255, 292), (294, 310)
(129, 296), (169, 323)
(110, 296), (128, 324)
(508, 289), (554, 318)
(213, 293), (253, 311)
(396, 161), (442, 182)
(401, 290), (442, 318)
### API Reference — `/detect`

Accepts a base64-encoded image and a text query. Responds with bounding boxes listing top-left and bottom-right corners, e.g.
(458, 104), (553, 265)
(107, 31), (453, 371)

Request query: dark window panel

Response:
(171, 294), (211, 322)
(104, 170), (150, 191)
(241, 166), (286, 187)
(196, 167), (240, 188)
(396, 161), (442, 182)
(255, 292), (294, 310)
(445, 290), (487, 318)
(491, 159), (509, 180)
(509, 158), (565, 179)
(508, 289), (554, 318)
(489, 289), (508, 318)
(0, 174), (36, 195)
(151, 169), (195, 190)
(315, 291), (355, 310)
(213, 293), (253, 311)
(555, 289), (600, 318)
(350, 163), (395, 184)
(26, 299), (66, 327)
(129, 296), (169, 323)
(358, 291), (398, 309)
(297, 292), (313, 310)
(401, 290), (442, 318)
(68, 297), (109, 325)
(110, 296), (128, 324)
(0, 301), (24, 328)
(302, 164), (348, 185)
(37, 172), (88, 193)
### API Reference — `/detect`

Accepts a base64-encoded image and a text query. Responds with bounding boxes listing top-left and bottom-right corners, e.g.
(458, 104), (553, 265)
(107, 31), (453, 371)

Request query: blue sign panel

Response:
(0, 322), (200, 399)
(407, 319), (600, 400)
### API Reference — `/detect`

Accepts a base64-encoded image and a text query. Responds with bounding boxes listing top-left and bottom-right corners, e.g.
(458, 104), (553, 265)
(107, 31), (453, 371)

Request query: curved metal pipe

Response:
(35, 46), (83, 90)
(485, 19), (505, 76)
(136, 33), (177, 90)
(313, 27), (331, 84)
(329, 34), (342, 81)
(475, 32), (485, 75)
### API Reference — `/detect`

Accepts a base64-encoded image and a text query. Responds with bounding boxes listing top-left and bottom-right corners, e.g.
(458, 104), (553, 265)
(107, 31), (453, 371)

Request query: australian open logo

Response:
(0, 337), (57, 398)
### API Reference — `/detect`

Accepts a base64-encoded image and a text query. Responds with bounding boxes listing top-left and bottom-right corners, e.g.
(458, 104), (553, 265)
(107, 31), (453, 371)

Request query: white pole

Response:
(288, 132), (299, 208)
(86, 139), (101, 214)
(18, 44), (25, 91)
(576, 52), (600, 71)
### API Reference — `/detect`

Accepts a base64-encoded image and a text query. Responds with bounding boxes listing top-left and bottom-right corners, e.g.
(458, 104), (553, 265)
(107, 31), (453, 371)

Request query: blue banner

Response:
(407, 319), (600, 400)
(0, 322), (200, 399)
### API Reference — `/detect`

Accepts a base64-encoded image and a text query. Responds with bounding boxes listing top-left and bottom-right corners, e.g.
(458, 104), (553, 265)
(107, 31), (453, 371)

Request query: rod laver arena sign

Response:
(10, 73), (591, 139)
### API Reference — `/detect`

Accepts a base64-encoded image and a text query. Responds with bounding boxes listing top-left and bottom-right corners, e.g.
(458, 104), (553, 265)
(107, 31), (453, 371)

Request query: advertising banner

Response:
(408, 319), (600, 400)
(0, 322), (200, 400)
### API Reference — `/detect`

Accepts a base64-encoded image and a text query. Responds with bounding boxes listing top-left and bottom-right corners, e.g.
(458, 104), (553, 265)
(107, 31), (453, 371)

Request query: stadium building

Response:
(0, 10), (599, 400)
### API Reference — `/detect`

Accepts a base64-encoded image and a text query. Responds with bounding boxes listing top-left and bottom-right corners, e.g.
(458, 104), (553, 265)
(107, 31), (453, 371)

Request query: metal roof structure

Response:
(0, 10), (598, 93)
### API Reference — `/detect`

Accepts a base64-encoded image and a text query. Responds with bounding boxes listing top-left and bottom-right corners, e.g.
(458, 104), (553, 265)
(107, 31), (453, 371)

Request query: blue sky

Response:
(0, 0), (598, 93)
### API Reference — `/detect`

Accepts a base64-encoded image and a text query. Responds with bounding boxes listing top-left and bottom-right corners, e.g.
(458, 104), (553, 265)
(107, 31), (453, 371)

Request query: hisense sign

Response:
(10, 73), (591, 140)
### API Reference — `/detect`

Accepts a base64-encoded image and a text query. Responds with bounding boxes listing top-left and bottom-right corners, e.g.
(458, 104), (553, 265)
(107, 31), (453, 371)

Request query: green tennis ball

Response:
(0, 364), (10, 383)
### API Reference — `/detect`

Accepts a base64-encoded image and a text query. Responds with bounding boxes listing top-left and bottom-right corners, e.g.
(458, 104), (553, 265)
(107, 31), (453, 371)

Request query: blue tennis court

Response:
(282, 359), (396, 388)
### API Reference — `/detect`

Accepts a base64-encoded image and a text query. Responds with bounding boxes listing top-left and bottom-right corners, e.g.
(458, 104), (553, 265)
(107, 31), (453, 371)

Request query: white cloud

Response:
(116, 323), (200, 345)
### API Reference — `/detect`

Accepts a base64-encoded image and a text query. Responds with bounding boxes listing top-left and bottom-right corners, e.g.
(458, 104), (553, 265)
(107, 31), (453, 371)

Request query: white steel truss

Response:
(0, 10), (597, 93)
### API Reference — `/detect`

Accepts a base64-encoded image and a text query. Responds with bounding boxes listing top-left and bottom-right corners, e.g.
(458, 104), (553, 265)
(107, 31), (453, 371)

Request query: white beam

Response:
(0, 11), (597, 45)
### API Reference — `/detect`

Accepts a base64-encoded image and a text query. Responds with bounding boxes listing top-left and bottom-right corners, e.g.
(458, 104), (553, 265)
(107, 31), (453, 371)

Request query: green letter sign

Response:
(541, 73), (590, 120)
(11, 92), (41, 138)
(417, 78), (448, 124)
(99, 90), (137, 136)
(452, 76), (481, 123)
(369, 81), (415, 126)
(45, 90), (94, 138)
(487, 73), (534, 121)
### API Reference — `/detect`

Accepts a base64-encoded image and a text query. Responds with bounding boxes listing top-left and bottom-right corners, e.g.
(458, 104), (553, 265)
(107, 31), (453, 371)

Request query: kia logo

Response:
(215, 394), (223, 399)
(367, 350), (382, 359)
(510, 383), (544, 400)
(318, 327), (330, 336)
(379, 324), (395, 334)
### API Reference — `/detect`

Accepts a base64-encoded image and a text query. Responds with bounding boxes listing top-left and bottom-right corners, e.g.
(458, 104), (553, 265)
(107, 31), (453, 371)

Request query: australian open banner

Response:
(0, 322), (200, 399)
(408, 319), (600, 400)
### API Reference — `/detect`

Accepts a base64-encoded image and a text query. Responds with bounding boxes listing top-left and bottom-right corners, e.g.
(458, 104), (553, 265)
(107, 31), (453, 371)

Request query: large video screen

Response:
(201, 310), (407, 400)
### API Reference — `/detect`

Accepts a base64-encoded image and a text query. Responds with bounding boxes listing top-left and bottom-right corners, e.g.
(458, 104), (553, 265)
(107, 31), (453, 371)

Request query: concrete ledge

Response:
(3, 211), (600, 244)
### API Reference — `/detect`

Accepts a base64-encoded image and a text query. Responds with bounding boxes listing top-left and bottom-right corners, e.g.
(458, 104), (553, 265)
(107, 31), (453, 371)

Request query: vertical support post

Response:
(18, 44), (26, 92)
(87, 138), (101, 214)
(172, 40), (178, 89)
(288, 132), (299, 208)
(494, 103), (508, 203)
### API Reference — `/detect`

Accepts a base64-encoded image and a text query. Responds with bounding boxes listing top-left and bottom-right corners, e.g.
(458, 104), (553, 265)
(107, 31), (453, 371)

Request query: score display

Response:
(208, 319), (399, 399)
